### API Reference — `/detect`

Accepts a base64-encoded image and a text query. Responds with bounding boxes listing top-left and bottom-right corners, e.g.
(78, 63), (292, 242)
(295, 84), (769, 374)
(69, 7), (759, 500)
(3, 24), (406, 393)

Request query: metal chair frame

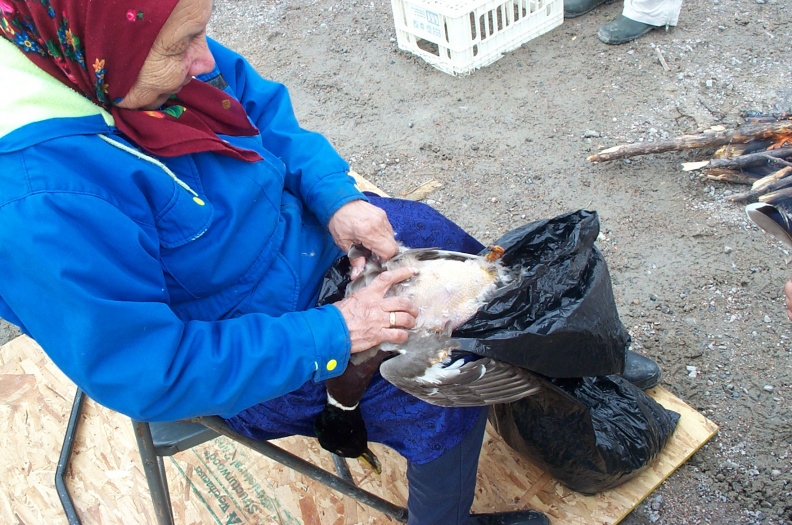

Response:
(55, 388), (408, 524)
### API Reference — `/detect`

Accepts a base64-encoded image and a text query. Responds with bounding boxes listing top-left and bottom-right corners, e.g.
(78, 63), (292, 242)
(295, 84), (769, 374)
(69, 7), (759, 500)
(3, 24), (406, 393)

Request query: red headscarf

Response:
(0, 0), (262, 162)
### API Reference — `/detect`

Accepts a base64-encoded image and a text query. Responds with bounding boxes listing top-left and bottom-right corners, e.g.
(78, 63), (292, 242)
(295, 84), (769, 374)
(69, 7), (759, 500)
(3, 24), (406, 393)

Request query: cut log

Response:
(728, 175), (792, 203)
(588, 121), (792, 163)
(703, 169), (758, 184)
(752, 166), (792, 191)
(760, 186), (792, 204)
(742, 112), (792, 123)
(708, 147), (792, 170)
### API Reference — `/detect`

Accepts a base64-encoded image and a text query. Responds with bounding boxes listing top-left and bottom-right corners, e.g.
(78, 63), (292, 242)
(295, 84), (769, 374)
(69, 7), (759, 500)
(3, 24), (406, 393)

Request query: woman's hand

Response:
(328, 200), (399, 279)
(785, 276), (792, 322)
(335, 266), (420, 354)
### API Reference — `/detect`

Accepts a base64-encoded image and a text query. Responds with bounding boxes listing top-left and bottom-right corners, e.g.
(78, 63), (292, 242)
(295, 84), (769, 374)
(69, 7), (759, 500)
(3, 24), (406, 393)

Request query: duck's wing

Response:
(746, 202), (792, 250)
(379, 332), (541, 407)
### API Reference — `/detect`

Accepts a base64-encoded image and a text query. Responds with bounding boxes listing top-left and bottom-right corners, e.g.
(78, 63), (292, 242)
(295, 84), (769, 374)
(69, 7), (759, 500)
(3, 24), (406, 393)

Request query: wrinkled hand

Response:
(335, 266), (420, 354)
(328, 200), (399, 279)
(785, 277), (792, 322)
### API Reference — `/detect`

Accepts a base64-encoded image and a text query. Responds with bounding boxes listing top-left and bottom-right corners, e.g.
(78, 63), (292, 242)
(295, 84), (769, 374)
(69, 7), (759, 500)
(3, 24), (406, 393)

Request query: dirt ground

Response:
(2, 0), (791, 523)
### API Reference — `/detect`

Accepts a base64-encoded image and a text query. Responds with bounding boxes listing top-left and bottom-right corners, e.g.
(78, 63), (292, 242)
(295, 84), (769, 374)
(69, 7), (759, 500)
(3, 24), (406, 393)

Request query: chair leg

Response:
(134, 421), (175, 525)
(55, 387), (85, 525)
(193, 416), (409, 523)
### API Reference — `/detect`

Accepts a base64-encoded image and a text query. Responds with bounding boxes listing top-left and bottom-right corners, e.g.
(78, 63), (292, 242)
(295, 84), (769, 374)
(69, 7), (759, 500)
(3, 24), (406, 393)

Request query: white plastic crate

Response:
(391, 0), (562, 75)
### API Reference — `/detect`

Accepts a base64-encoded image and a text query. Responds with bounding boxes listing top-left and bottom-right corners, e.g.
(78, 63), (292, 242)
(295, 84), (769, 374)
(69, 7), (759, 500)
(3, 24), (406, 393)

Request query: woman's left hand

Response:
(328, 200), (399, 279)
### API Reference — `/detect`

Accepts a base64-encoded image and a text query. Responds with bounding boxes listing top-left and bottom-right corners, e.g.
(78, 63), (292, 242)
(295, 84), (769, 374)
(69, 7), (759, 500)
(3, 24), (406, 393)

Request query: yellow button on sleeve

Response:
(326, 359), (337, 371)
(193, 197), (205, 206)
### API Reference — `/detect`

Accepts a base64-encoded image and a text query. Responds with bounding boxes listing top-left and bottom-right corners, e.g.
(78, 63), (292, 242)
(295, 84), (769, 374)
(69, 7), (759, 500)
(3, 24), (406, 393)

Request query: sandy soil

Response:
(3, 0), (790, 523)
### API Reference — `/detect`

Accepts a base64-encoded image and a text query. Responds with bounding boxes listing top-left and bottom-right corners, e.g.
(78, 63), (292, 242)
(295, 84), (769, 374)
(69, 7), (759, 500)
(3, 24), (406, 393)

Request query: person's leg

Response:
(623, 0), (682, 26)
(599, 0), (682, 44)
(563, 0), (612, 19)
(406, 406), (488, 525)
(365, 194), (484, 255)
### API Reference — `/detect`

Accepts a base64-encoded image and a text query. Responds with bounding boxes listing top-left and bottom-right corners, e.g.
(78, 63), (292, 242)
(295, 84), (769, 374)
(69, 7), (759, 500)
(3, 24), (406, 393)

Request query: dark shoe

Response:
(564, 0), (610, 18)
(469, 510), (550, 525)
(598, 15), (658, 44)
(622, 350), (661, 390)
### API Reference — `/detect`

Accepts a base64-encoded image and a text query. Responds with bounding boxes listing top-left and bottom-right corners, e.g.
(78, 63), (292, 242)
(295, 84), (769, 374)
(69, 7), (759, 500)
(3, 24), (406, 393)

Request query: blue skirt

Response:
(224, 196), (485, 465)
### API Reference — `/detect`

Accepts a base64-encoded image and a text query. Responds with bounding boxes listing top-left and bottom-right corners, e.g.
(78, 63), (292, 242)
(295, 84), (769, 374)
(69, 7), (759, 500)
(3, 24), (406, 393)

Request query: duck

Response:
(313, 245), (542, 473)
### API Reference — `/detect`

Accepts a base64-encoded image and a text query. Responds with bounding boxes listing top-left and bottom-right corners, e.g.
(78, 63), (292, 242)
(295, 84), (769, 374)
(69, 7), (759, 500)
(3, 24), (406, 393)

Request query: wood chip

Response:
(399, 179), (444, 201)
(655, 47), (670, 72)
(682, 161), (710, 171)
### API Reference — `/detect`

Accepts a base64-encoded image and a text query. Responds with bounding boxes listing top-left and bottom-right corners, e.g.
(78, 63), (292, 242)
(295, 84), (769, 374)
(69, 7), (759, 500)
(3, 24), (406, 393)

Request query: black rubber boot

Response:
(598, 15), (658, 44)
(469, 510), (551, 525)
(564, 0), (611, 18)
(621, 350), (662, 390)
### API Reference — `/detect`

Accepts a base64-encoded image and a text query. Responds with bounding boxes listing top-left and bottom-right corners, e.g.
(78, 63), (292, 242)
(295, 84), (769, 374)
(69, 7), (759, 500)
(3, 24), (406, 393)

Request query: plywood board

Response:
(0, 336), (716, 524)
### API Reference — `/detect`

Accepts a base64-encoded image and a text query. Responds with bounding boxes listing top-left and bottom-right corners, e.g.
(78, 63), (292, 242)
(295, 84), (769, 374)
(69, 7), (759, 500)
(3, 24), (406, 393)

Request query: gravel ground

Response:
(2, 0), (790, 523)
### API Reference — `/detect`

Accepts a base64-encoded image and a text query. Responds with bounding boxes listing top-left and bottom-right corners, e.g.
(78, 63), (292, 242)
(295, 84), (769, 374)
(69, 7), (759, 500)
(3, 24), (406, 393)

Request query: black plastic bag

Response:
(453, 209), (629, 378)
(318, 209), (628, 378)
(490, 374), (680, 494)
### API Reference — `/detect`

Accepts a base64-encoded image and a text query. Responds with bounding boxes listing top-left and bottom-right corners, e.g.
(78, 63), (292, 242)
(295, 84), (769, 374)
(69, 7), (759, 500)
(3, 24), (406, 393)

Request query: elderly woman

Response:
(0, 1), (557, 524)
(1, 0), (666, 522)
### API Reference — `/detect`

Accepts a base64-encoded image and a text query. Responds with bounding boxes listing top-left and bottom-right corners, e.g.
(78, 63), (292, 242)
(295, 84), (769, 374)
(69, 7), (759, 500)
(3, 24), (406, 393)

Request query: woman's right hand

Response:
(785, 276), (792, 322)
(334, 266), (420, 354)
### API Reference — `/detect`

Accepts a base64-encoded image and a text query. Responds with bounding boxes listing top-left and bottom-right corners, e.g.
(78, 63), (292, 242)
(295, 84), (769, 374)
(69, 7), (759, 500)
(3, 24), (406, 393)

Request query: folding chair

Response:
(55, 388), (408, 524)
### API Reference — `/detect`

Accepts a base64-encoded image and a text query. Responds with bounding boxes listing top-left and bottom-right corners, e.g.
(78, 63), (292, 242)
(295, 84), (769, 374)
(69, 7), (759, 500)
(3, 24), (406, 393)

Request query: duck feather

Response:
(379, 331), (541, 407)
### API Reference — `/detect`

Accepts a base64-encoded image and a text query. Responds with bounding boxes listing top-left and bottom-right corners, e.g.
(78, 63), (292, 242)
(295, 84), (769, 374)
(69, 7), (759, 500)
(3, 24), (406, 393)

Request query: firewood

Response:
(760, 186), (792, 204)
(752, 166), (792, 191)
(741, 111), (792, 123)
(707, 147), (792, 170)
(728, 175), (792, 203)
(713, 143), (750, 159)
(588, 121), (792, 163)
(704, 169), (758, 184)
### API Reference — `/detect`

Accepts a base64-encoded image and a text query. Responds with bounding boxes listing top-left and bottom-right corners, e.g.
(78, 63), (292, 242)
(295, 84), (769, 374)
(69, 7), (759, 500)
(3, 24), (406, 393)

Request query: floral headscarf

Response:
(0, 0), (262, 162)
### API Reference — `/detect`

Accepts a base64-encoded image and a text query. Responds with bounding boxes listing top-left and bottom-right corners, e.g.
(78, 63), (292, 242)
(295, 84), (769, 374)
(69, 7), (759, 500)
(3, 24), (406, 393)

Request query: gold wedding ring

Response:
(389, 312), (397, 328)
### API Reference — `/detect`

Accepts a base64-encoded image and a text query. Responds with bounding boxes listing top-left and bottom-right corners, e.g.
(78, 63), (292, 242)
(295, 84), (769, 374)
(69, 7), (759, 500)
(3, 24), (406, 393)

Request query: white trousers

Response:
(623, 0), (683, 26)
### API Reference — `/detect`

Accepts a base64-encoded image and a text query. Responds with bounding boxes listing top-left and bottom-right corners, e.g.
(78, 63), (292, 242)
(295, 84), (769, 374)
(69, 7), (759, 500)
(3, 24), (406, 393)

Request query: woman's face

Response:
(117, 0), (215, 110)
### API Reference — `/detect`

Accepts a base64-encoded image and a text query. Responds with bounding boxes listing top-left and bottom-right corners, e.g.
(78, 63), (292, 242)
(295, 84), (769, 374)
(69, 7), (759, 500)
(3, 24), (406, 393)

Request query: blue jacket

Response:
(0, 38), (364, 421)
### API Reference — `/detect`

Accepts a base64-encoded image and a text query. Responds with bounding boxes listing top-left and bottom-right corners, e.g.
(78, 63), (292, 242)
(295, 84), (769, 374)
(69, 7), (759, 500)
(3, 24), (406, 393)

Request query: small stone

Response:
(764, 315), (772, 323)
(724, 246), (732, 254)
(583, 130), (600, 138)
(771, 469), (782, 477)
(764, 385), (774, 392)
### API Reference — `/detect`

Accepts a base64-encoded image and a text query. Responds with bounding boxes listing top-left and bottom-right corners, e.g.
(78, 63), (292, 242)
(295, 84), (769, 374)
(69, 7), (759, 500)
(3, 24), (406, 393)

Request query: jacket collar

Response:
(0, 38), (115, 150)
